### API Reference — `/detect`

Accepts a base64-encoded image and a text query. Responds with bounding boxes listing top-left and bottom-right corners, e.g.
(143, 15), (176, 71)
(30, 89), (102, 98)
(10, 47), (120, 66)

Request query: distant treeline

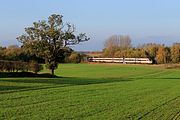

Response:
(2, 35), (180, 65)
(102, 35), (180, 64)
(0, 45), (45, 63)
(0, 45), (86, 64)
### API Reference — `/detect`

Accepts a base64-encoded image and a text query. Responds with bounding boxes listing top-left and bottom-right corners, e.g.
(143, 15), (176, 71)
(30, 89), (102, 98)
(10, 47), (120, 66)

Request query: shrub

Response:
(0, 60), (43, 73)
(68, 52), (81, 63)
(29, 61), (43, 74)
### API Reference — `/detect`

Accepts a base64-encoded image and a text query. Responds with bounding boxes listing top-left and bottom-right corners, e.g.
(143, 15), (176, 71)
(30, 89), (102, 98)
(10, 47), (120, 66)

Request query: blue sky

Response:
(0, 0), (180, 51)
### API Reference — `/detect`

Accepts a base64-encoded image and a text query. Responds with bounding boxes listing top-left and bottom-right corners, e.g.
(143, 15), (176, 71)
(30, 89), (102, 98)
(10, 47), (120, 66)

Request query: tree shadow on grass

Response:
(0, 72), (59, 78)
(0, 77), (132, 85)
(0, 77), (132, 93)
(0, 86), (31, 91)
(0, 85), (68, 94)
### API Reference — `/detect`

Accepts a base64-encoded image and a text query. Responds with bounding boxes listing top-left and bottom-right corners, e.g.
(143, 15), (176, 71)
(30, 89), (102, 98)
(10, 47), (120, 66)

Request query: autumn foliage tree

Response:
(17, 14), (89, 75)
(143, 43), (160, 64)
(156, 45), (166, 64)
(171, 43), (180, 63)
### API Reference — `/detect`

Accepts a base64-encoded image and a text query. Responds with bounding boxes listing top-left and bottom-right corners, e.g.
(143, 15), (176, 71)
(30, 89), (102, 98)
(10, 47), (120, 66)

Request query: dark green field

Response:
(0, 64), (180, 120)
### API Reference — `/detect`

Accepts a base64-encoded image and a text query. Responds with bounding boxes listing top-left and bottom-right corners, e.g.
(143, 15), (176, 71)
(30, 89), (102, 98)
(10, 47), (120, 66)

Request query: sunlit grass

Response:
(0, 64), (180, 119)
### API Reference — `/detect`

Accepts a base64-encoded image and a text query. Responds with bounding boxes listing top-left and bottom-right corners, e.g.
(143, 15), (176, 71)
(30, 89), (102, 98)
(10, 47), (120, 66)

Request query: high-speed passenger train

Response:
(88, 57), (152, 64)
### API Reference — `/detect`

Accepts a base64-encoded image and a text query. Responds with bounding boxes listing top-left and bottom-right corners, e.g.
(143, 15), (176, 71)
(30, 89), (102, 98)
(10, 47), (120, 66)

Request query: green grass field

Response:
(0, 64), (180, 120)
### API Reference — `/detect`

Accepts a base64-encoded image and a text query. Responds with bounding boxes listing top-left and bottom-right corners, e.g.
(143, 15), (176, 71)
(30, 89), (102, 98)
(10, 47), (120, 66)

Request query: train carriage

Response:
(88, 57), (152, 64)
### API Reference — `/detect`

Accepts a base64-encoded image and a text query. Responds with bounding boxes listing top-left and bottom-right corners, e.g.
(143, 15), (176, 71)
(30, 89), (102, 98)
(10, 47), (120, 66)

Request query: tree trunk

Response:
(51, 68), (54, 76)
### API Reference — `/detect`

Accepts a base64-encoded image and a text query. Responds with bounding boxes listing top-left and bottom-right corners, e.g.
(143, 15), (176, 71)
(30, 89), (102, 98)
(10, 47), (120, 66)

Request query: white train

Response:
(88, 57), (152, 64)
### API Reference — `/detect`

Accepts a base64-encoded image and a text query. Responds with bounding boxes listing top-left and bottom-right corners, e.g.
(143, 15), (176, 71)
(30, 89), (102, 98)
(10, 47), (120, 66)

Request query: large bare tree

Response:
(103, 35), (131, 57)
(105, 35), (131, 49)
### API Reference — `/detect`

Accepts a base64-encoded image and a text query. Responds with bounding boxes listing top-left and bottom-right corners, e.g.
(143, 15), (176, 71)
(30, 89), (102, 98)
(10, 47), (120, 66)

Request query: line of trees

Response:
(0, 45), (45, 63)
(0, 45), (86, 64)
(103, 35), (180, 64)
